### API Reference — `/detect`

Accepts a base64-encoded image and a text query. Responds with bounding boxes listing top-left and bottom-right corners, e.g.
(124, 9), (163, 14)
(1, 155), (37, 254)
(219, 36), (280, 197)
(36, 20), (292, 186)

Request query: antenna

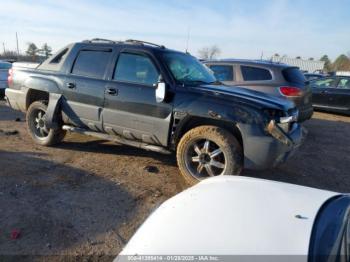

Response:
(16, 32), (20, 56)
(185, 26), (191, 53)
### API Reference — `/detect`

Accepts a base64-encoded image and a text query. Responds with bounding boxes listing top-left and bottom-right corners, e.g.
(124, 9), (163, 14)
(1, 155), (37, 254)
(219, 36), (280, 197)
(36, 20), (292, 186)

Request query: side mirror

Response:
(155, 82), (166, 103)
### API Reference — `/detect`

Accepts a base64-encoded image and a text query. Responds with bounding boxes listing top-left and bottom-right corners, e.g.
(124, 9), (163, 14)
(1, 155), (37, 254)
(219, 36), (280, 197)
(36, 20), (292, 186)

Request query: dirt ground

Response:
(0, 100), (350, 260)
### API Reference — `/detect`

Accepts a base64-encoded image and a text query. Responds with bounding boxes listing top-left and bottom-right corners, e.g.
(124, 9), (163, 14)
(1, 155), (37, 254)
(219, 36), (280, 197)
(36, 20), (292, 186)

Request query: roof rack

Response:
(82, 38), (166, 49)
(82, 38), (120, 44)
(125, 39), (165, 49)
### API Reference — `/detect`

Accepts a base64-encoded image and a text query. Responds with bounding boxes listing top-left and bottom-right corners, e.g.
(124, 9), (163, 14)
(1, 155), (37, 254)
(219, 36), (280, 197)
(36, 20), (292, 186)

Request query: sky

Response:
(0, 0), (349, 60)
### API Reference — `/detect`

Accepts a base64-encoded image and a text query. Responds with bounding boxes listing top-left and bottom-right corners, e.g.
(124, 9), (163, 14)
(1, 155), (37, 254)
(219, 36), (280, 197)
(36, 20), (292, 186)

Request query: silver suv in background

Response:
(204, 59), (313, 122)
(0, 61), (12, 99)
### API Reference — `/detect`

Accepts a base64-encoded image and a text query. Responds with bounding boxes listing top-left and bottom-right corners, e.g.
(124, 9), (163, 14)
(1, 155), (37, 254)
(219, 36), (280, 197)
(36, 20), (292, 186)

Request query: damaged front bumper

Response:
(239, 120), (307, 170)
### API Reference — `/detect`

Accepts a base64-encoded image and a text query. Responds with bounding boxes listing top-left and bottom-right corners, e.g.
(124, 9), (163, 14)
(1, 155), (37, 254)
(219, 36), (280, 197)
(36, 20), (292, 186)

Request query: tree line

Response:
(320, 54), (350, 72)
(0, 42), (52, 62)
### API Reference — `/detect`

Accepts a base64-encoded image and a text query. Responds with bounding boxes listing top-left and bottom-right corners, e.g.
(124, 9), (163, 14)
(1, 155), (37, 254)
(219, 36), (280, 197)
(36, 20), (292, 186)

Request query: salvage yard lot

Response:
(0, 99), (350, 259)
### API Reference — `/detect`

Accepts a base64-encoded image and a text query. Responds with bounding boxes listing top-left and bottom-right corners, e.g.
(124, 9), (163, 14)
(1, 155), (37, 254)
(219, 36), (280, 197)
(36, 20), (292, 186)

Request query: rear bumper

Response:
(239, 122), (306, 170)
(4, 88), (26, 112)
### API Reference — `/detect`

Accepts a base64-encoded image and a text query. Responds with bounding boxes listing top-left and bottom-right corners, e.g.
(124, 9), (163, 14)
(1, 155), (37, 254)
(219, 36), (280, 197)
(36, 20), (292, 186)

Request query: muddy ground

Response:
(0, 100), (350, 260)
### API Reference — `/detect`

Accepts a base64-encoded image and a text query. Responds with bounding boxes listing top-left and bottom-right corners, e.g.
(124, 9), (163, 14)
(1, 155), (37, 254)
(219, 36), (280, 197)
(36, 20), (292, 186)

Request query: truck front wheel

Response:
(26, 101), (66, 146)
(177, 125), (243, 185)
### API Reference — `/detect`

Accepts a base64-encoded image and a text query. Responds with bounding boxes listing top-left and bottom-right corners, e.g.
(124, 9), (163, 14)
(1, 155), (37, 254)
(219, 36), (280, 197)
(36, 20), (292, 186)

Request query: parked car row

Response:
(205, 59), (350, 116)
(310, 76), (350, 115)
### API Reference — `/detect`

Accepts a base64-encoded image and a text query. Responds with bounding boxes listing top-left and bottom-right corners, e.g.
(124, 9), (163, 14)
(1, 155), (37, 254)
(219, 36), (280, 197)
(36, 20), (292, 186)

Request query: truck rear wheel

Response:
(26, 101), (66, 146)
(177, 125), (243, 185)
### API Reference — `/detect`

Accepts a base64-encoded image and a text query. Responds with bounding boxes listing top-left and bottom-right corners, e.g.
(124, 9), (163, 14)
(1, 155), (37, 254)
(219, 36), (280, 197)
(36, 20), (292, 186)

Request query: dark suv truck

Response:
(5, 39), (304, 184)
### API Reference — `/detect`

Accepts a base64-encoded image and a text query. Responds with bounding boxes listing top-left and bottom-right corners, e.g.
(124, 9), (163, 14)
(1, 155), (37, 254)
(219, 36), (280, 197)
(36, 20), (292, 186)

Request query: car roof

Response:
(76, 38), (182, 54)
(120, 176), (339, 256)
(204, 58), (293, 69)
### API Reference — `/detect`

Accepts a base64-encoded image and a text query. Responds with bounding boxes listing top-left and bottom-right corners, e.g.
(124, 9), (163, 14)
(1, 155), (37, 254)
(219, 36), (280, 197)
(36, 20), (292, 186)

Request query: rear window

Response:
(209, 65), (234, 81)
(0, 62), (12, 70)
(282, 68), (306, 85)
(71, 50), (111, 79)
(241, 66), (272, 81)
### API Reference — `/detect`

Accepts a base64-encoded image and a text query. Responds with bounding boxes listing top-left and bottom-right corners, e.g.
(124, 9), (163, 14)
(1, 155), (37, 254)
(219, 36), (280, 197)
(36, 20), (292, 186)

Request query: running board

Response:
(62, 125), (171, 154)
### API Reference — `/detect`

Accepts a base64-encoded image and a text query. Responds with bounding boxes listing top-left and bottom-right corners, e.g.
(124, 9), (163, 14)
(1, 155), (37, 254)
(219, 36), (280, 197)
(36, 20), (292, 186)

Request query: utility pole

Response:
(2, 42), (5, 54)
(16, 32), (20, 56)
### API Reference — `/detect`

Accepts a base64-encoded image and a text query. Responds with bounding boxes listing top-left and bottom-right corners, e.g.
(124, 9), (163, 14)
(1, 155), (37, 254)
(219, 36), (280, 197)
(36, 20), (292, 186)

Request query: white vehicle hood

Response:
(119, 176), (339, 256)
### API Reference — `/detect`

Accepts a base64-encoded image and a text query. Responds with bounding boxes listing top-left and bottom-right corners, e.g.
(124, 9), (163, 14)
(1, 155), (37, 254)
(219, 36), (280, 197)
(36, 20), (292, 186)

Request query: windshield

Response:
(163, 52), (216, 85)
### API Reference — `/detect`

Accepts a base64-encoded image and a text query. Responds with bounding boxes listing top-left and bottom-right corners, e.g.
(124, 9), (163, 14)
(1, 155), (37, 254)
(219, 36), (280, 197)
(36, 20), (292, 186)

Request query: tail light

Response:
(279, 86), (302, 97)
(8, 68), (13, 86)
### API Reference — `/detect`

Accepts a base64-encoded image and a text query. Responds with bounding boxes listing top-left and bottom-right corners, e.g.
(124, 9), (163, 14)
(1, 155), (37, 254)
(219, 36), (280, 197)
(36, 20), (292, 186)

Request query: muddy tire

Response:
(176, 125), (243, 185)
(26, 100), (66, 146)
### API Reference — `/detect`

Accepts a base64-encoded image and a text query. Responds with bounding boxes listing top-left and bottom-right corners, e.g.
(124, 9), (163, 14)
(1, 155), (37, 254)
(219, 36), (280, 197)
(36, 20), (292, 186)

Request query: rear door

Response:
(62, 48), (113, 130)
(311, 77), (338, 108)
(326, 77), (350, 110)
(102, 49), (173, 146)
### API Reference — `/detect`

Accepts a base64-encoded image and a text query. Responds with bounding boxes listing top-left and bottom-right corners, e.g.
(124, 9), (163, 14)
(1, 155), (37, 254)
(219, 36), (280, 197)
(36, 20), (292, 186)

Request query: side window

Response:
(50, 48), (68, 64)
(71, 50), (111, 79)
(241, 66), (272, 81)
(337, 78), (350, 89)
(208, 65), (234, 81)
(114, 53), (159, 86)
(312, 78), (337, 88)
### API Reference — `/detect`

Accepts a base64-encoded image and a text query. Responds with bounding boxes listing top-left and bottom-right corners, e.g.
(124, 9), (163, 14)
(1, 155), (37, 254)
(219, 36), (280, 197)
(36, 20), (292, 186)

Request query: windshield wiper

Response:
(209, 80), (223, 85)
(180, 80), (214, 86)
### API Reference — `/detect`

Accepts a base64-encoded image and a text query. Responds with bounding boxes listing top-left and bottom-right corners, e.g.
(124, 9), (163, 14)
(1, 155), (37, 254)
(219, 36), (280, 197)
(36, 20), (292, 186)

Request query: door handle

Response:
(106, 88), (118, 95)
(321, 90), (329, 94)
(66, 82), (76, 89)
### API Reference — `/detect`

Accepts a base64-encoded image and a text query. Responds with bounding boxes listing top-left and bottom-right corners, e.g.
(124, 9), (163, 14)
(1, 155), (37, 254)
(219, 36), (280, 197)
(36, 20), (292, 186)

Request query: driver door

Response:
(311, 77), (338, 108)
(102, 50), (173, 146)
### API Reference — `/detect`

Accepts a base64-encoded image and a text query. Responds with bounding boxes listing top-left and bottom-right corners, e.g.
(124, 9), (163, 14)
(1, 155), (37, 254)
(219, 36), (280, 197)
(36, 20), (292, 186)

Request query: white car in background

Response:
(116, 176), (350, 262)
(0, 60), (12, 98)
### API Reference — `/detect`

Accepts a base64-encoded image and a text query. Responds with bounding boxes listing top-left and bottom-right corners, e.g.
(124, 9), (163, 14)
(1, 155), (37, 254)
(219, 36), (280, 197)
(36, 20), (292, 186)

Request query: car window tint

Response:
(209, 65), (234, 81)
(72, 50), (111, 79)
(114, 53), (159, 86)
(312, 78), (337, 88)
(337, 78), (350, 89)
(241, 66), (272, 81)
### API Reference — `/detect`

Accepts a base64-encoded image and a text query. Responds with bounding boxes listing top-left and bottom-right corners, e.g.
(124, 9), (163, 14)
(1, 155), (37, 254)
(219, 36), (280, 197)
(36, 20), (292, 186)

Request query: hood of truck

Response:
(189, 84), (295, 112)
